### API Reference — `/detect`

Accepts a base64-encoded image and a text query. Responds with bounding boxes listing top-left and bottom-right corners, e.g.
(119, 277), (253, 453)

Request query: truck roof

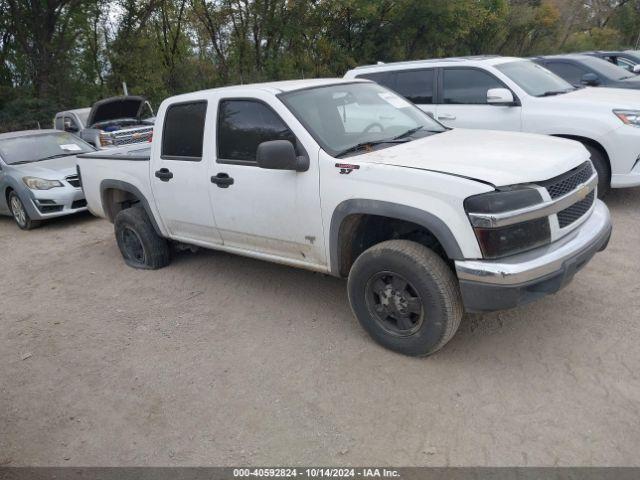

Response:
(166, 78), (368, 103)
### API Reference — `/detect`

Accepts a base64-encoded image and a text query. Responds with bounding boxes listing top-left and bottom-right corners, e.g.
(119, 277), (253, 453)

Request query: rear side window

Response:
(442, 68), (504, 104)
(161, 101), (207, 160)
(544, 62), (586, 85)
(394, 69), (434, 104)
(217, 99), (296, 164)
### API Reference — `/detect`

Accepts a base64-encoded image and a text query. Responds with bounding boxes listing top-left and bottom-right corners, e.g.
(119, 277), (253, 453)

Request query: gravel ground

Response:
(1, 187), (639, 467)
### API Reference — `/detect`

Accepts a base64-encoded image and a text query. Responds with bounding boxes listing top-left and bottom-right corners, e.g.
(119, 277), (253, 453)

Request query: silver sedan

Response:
(0, 130), (95, 230)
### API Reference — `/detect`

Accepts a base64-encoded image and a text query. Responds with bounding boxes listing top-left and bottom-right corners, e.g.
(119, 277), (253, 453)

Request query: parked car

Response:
(53, 107), (90, 133)
(345, 56), (640, 195)
(531, 54), (640, 89)
(77, 79), (611, 357)
(0, 130), (95, 229)
(54, 96), (154, 149)
(581, 50), (640, 74)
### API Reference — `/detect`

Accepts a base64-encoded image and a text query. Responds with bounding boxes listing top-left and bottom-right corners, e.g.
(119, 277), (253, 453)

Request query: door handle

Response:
(211, 172), (234, 188)
(155, 168), (173, 182)
(438, 114), (456, 121)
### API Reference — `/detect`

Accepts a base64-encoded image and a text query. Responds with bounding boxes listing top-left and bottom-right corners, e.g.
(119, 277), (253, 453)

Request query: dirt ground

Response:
(1, 188), (639, 467)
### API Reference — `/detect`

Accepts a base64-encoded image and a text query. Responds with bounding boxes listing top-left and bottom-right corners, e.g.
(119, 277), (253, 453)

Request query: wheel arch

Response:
(329, 199), (464, 278)
(99, 180), (162, 236)
(551, 134), (611, 175)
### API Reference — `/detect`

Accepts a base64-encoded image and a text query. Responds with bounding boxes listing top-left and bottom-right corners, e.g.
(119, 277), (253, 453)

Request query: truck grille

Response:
(557, 191), (595, 228)
(66, 175), (81, 188)
(541, 162), (593, 199)
(112, 127), (153, 147)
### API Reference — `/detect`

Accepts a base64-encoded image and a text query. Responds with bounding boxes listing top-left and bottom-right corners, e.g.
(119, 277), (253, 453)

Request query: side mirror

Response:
(256, 140), (308, 172)
(581, 73), (600, 86)
(486, 88), (515, 106)
(64, 120), (78, 132)
(633, 64), (640, 74)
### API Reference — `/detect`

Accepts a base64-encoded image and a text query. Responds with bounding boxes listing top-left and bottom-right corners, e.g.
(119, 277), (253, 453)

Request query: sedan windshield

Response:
(0, 132), (95, 165)
(279, 82), (446, 157)
(496, 60), (575, 97)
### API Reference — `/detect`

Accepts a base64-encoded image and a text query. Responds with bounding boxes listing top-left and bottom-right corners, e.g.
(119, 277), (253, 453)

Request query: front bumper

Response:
(24, 186), (87, 220)
(455, 200), (612, 312)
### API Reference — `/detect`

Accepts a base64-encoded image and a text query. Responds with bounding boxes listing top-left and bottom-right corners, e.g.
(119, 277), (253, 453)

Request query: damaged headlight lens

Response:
(22, 177), (64, 190)
(613, 110), (640, 127)
(464, 187), (551, 259)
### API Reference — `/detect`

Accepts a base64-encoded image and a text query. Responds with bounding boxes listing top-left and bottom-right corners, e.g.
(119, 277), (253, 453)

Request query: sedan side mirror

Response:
(486, 88), (515, 106)
(633, 64), (640, 74)
(581, 73), (601, 86)
(256, 140), (309, 172)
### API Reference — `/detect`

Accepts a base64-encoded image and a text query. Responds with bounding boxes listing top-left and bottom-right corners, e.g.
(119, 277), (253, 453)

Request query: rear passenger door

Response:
(151, 100), (222, 245)
(435, 67), (522, 131)
(207, 95), (326, 265)
(357, 69), (437, 118)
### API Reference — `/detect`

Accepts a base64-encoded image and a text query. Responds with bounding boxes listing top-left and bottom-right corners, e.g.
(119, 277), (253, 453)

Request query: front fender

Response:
(329, 199), (465, 277)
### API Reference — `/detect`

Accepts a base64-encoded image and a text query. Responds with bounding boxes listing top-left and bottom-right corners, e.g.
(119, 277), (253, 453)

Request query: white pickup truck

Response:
(77, 78), (612, 356)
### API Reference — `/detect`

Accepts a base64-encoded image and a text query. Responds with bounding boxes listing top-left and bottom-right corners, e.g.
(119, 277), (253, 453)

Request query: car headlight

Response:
(22, 176), (64, 190)
(464, 187), (551, 259)
(614, 110), (640, 127)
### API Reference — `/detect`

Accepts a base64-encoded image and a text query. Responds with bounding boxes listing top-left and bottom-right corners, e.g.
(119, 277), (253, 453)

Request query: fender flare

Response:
(329, 199), (464, 276)
(99, 179), (162, 236)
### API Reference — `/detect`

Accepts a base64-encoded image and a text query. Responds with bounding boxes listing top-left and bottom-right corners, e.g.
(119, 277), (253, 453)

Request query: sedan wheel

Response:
(8, 192), (40, 230)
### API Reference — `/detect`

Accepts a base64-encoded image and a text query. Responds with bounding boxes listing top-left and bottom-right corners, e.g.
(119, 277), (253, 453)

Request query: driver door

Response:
(434, 67), (522, 131)
(206, 94), (326, 265)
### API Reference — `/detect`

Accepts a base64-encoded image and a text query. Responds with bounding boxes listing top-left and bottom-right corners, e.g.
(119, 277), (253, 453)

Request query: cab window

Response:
(217, 99), (296, 164)
(161, 101), (207, 161)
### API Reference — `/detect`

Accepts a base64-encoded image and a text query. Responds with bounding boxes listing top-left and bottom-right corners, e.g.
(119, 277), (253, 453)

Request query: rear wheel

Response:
(114, 205), (170, 269)
(8, 191), (40, 230)
(582, 143), (610, 198)
(347, 240), (463, 357)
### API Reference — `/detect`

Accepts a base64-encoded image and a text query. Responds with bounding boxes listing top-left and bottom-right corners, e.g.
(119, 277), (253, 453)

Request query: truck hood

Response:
(360, 129), (588, 187)
(12, 155), (78, 180)
(87, 96), (147, 126)
(549, 86), (640, 109)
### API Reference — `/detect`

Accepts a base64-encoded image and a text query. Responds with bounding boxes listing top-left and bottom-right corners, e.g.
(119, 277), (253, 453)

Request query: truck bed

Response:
(78, 145), (151, 161)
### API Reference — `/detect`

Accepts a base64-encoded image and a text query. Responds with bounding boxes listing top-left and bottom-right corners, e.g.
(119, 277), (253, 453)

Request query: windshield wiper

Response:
(39, 153), (75, 161)
(334, 139), (409, 158)
(538, 89), (573, 97)
(393, 126), (425, 140)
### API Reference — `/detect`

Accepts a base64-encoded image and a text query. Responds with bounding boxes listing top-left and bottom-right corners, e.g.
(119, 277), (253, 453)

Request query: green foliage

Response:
(1, 0), (639, 132)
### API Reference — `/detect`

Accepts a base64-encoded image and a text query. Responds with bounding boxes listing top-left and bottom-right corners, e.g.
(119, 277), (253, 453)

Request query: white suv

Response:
(345, 56), (640, 196)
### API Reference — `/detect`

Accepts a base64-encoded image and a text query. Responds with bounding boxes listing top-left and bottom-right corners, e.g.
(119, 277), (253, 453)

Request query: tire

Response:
(347, 240), (463, 357)
(114, 205), (170, 269)
(582, 143), (610, 198)
(8, 191), (41, 230)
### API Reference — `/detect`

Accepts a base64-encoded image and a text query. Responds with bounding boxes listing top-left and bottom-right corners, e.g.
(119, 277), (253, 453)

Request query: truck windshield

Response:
(0, 132), (95, 165)
(279, 82), (446, 157)
(495, 60), (576, 97)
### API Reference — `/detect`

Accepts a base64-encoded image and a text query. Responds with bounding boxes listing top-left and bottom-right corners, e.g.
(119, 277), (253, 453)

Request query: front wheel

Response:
(114, 205), (170, 269)
(347, 240), (463, 357)
(9, 191), (40, 230)
(582, 143), (610, 198)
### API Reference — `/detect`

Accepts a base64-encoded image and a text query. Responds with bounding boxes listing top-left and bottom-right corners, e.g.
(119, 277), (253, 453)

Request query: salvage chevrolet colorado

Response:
(77, 79), (612, 356)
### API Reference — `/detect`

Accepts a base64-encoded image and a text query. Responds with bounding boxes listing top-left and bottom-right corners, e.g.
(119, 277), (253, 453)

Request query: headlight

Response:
(464, 187), (551, 259)
(99, 133), (114, 147)
(613, 110), (640, 127)
(22, 177), (64, 190)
